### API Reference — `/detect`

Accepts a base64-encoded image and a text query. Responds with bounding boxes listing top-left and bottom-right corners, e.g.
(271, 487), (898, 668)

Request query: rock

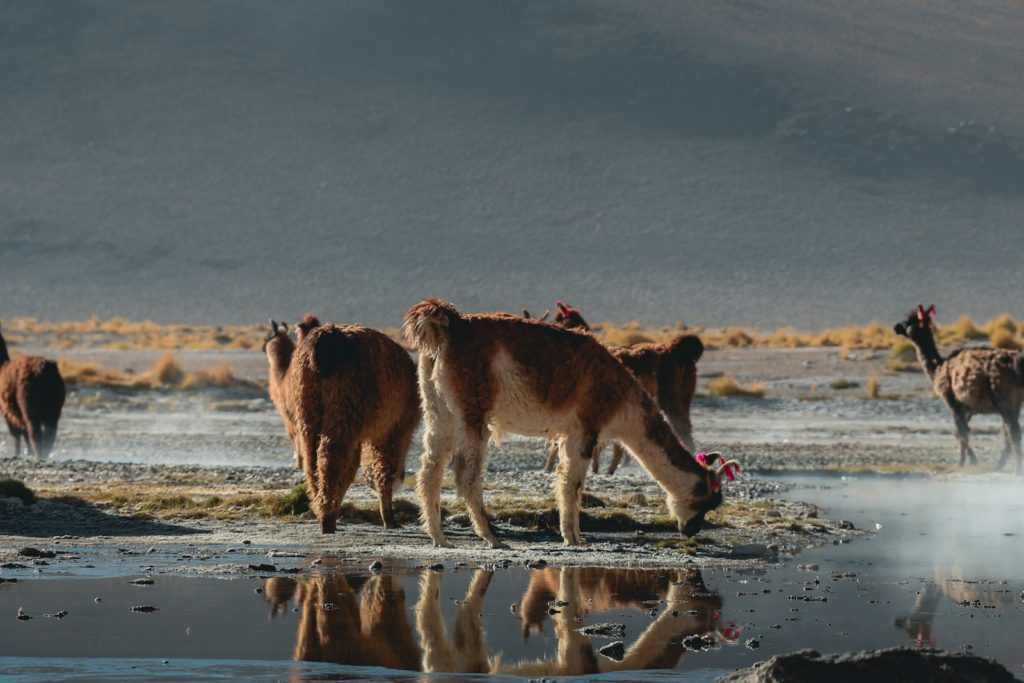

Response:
(368, 560), (383, 573)
(526, 559), (548, 570)
(597, 641), (625, 661)
(129, 578), (155, 585)
(729, 544), (778, 560)
(94, 597), (102, 603)
(44, 611), (68, 619)
(745, 638), (760, 649)
(18, 547), (56, 559)
(683, 634), (717, 650)
(447, 514), (472, 528)
(764, 510), (782, 518)
(130, 605), (160, 613)
(247, 564), (277, 573)
(838, 520), (856, 530)
(577, 622), (626, 639)
(428, 563), (445, 573)
(716, 647), (1017, 683)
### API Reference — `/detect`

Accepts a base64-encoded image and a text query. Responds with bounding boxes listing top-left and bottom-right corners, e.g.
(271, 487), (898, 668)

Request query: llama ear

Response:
(280, 322), (288, 333)
(701, 451), (721, 466)
(927, 305), (936, 319)
(893, 323), (906, 336)
(916, 305), (927, 323)
(268, 319), (278, 333)
(539, 310), (550, 322)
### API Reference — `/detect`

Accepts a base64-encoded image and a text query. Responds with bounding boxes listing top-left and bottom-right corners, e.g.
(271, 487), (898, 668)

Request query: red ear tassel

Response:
(927, 305), (936, 319)
(917, 305), (927, 323)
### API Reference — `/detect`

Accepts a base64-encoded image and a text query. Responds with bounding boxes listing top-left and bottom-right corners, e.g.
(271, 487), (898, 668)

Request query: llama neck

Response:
(0, 334), (9, 366)
(912, 330), (944, 378)
(266, 339), (295, 385)
(607, 393), (704, 495)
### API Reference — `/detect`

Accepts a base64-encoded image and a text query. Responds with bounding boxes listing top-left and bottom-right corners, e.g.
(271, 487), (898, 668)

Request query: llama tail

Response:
(308, 325), (355, 377)
(670, 334), (704, 364)
(402, 298), (461, 355)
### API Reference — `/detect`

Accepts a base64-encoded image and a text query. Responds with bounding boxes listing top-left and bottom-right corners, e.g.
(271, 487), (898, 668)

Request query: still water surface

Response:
(2, 475), (1023, 681)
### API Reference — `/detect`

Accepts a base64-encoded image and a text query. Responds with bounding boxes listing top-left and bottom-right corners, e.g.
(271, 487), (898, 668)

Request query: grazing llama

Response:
(894, 305), (1024, 472)
(403, 298), (729, 548)
(0, 321), (65, 458)
(264, 319), (421, 530)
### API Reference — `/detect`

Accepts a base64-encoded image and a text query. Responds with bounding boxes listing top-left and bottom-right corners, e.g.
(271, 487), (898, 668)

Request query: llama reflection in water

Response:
(265, 565), (728, 675)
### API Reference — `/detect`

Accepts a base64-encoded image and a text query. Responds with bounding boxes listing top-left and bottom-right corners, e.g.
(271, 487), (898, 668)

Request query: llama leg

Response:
(591, 444), (602, 474)
(452, 436), (507, 549)
(6, 422), (23, 458)
(417, 417), (455, 548)
(951, 408), (976, 466)
(369, 422), (415, 529)
(555, 432), (596, 546)
(25, 419), (43, 459)
(607, 443), (627, 475)
(315, 435), (360, 534)
(543, 440), (559, 473)
(39, 419), (58, 459)
(996, 412), (1022, 474)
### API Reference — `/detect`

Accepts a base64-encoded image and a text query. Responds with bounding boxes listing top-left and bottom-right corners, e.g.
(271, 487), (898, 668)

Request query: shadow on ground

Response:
(0, 498), (204, 538)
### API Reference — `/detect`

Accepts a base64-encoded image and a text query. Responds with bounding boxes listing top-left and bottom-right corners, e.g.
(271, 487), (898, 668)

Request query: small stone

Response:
(526, 559), (547, 569)
(746, 638), (760, 649)
(597, 641), (625, 661)
(369, 561), (384, 573)
(129, 578), (154, 585)
(510, 603), (518, 613)
(248, 564), (277, 573)
(130, 605), (160, 613)
(577, 622), (626, 639)
(241, 540), (252, 545)
(18, 547), (56, 559)
(428, 563), (445, 573)
(94, 597), (102, 603)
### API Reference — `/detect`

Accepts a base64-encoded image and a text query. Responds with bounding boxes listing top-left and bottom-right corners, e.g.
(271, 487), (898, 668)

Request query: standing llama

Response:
(894, 305), (1024, 472)
(403, 298), (730, 548)
(264, 319), (421, 530)
(0, 321), (65, 458)
(265, 314), (321, 469)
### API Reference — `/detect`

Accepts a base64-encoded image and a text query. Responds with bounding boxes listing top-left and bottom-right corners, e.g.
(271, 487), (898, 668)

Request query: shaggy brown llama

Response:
(290, 322), (421, 531)
(0, 321), (65, 458)
(894, 305), (1024, 472)
(403, 298), (728, 548)
(265, 313), (321, 470)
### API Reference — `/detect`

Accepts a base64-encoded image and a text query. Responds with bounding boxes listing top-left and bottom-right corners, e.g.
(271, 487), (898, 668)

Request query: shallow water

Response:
(3, 476), (1024, 681)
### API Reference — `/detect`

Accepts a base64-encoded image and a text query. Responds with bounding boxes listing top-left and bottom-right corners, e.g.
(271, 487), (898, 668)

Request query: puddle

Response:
(3, 477), (1024, 681)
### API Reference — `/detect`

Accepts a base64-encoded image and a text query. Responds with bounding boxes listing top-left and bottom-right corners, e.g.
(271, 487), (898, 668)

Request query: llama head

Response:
(553, 300), (590, 331)
(674, 451), (734, 536)
(296, 313), (321, 342)
(893, 305), (936, 344)
(262, 319), (291, 352)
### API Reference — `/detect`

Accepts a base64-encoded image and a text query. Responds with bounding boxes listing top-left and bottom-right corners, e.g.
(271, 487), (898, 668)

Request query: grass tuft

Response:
(269, 484), (310, 516)
(829, 379), (860, 390)
(865, 371), (881, 399)
(989, 328), (1022, 351)
(708, 375), (767, 398)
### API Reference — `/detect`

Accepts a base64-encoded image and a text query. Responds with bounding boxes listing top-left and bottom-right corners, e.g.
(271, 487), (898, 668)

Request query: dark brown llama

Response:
(0, 321), (65, 458)
(286, 322), (421, 532)
(536, 303), (704, 475)
(894, 305), (1024, 473)
(403, 298), (728, 548)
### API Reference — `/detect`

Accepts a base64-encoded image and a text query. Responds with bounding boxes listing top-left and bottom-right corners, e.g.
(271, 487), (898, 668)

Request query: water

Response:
(3, 476), (1023, 681)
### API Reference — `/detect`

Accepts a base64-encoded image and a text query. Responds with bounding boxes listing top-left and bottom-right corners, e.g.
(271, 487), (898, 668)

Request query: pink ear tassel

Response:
(928, 305), (936, 319)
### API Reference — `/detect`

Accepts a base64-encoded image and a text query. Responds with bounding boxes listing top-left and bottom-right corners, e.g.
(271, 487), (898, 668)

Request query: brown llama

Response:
(544, 333), (705, 475)
(894, 305), (1024, 472)
(403, 298), (728, 548)
(0, 321), (65, 458)
(265, 314), (321, 470)
(264, 319), (421, 530)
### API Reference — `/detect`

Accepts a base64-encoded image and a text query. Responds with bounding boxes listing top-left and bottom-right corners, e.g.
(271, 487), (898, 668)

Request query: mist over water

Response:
(1, 1), (1023, 328)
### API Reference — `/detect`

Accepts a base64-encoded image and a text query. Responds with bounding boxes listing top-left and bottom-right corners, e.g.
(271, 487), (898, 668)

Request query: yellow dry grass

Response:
(6, 312), (1024, 353)
(59, 354), (255, 391)
(707, 375), (767, 398)
(865, 371), (881, 399)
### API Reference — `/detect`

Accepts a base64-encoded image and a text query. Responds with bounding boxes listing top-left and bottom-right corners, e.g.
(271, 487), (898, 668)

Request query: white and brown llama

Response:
(894, 305), (1024, 473)
(403, 298), (732, 548)
(263, 318), (421, 530)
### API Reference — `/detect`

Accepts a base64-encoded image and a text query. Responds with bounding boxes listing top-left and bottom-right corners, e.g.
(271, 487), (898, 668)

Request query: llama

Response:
(894, 305), (1024, 472)
(544, 333), (705, 474)
(265, 314), (321, 469)
(289, 322), (421, 531)
(0, 321), (65, 458)
(403, 298), (729, 548)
